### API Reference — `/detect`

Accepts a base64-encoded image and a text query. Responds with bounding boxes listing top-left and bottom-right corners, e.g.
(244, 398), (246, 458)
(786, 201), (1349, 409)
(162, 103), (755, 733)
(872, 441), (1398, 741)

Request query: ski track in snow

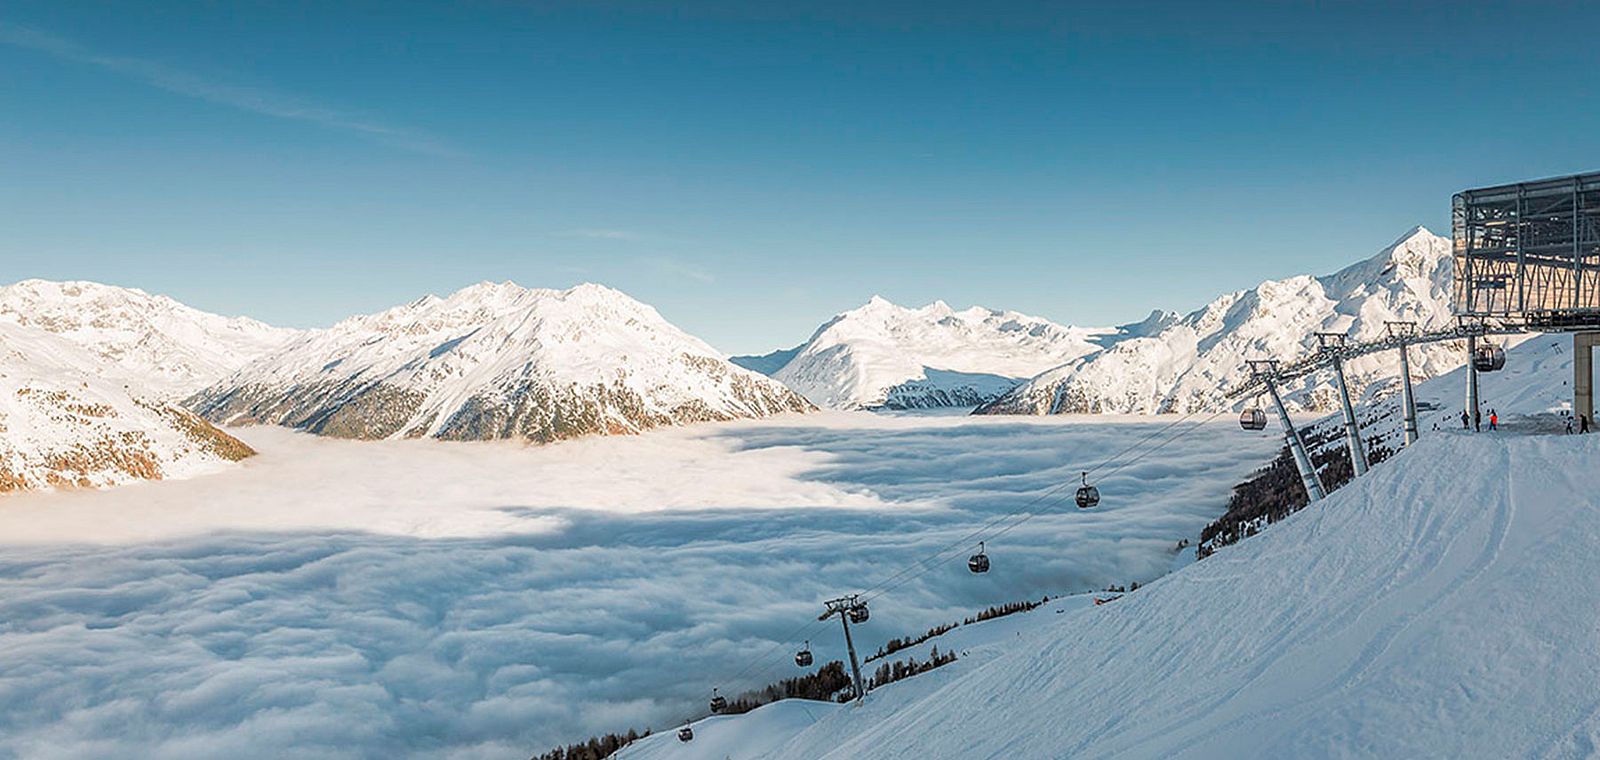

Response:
(0, 412), (1279, 759)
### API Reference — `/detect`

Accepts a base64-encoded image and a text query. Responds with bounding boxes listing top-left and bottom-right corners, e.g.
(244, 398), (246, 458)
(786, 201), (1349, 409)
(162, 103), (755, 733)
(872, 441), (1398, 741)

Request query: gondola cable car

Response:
(794, 641), (813, 667)
(1473, 342), (1506, 372)
(1239, 404), (1268, 431)
(1075, 471), (1101, 509)
(967, 541), (990, 573)
(848, 602), (870, 624)
(709, 688), (727, 713)
(678, 724), (694, 742)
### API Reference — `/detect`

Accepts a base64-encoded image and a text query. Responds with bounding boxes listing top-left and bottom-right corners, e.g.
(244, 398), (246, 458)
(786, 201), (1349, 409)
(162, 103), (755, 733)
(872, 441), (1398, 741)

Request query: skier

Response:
(1567, 418), (1575, 435)
(1489, 411), (1498, 431)
(1460, 410), (1470, 430)
(1583, 414), (1591, 434)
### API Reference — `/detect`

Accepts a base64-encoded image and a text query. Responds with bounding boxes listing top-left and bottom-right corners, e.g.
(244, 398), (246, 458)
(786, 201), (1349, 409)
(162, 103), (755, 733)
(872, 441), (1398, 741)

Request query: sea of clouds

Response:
(0, 412), (1279, 759)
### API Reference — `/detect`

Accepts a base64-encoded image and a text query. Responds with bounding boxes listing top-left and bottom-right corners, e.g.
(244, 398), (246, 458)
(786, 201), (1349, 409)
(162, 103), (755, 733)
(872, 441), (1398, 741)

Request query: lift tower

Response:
(1316, 333), (1369, 477)
(820, 595), (868, 703)
(1386, 321), (1420, 446)
(1246, 360), (1325, 502)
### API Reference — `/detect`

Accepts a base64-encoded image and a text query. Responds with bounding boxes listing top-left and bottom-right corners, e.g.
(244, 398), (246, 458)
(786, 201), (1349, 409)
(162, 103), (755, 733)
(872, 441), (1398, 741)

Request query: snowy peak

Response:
(0, 321), (254, 493)
(979, 227), (1461, 415)
(190, 282), (812, 443)
(751, 297), (1122, 410)
(0, 279), (301, 398)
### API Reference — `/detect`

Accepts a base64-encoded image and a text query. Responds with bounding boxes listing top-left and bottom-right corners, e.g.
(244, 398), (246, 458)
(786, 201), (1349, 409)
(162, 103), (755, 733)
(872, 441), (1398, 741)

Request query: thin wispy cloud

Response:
(642, 255), (716, 284)
(0, 21), (459, 157)
(555, 228), (644, 241)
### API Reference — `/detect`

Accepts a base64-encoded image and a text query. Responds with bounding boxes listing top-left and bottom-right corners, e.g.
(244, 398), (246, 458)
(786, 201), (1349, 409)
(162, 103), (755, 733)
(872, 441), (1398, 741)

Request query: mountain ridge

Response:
(189, 281), (814, 442)
(976, 226), (1474, 415)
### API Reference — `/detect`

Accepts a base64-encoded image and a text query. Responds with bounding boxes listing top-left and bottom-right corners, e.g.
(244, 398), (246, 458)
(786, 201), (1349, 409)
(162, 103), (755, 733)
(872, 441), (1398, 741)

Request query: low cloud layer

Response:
(0, 413), (1278, 758)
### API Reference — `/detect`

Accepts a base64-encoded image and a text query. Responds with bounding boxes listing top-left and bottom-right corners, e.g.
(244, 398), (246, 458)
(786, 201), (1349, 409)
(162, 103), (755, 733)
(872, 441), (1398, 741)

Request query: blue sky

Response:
(2, 1), (1598, 354)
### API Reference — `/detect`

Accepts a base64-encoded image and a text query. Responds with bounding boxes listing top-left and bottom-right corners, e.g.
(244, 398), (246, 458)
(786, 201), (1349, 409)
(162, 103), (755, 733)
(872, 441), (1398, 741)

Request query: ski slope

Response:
(631, 391), (1600, 757)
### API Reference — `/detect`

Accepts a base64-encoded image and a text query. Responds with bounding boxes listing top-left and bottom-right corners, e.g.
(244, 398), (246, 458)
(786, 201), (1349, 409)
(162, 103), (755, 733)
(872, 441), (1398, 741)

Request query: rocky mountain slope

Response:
(0, 280), (300, 398)
(977, 227), (1482, 415)
(738, 297), (1130, 410)
(0, 321), (254, 493)
(189, 282), (813, 442)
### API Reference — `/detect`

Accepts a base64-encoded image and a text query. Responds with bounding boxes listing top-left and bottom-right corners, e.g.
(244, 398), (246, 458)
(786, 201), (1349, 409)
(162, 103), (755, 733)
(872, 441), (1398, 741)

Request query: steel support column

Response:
(1264, 378), (1325, 502)
(1398, 340), (1419, 446)
(1466, 334), (1481, 431)
(820, 596), (867, 703)
(1330, 355), (1369, 477)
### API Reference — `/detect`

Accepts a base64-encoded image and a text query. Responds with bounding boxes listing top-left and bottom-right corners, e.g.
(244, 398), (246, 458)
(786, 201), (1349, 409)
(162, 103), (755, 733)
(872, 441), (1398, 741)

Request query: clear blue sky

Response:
(3, 1), (1598, 354)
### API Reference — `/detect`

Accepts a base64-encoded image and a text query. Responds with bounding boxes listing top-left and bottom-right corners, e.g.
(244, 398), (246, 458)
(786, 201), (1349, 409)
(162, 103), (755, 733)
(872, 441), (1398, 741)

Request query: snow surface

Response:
(981, 227), (1511, 415)
(753, 296), (1123, 410)
(190, 281), (811, 441)
(0, 280), (299, 399)
(639, 336), (1600, 760)
(0, 320), (248, 492)
(0, 413), (1279, 757)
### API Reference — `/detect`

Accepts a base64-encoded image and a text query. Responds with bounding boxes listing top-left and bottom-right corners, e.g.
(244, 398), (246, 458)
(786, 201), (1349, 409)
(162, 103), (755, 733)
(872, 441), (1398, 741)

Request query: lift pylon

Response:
(1460, 317), (1483, 431)
(1246, 360), (1325, 502)
(1316, 333), (1368, 477)
(820, 595), (868, 703)
(1386, 321), (1420, 447)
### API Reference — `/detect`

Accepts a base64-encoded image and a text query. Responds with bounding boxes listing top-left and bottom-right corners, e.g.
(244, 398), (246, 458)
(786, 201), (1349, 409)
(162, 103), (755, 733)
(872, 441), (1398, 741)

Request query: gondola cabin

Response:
(1239, 407), (1268, 431)
(1473, 343), (1506, 372)
(1074, 472), (1100, 509)
(967, 542), (990, 573)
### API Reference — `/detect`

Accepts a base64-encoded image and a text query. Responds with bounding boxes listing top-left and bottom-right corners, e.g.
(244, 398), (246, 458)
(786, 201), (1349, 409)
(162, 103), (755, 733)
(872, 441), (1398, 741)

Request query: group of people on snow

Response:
(1457, 407), (1594, 434)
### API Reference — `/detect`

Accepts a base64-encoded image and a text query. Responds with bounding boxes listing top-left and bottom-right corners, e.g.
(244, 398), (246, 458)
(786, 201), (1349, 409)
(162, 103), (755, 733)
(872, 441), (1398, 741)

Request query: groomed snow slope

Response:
(634, 401), (1600, 757)
(778, 433), (1600, 759)
(760, 297), (1122, 410)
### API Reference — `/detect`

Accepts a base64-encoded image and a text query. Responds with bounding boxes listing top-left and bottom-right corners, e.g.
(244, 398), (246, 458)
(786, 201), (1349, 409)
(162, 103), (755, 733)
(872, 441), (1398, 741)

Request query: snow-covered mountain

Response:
(978, 227), (1483, 415)
(189, 282), (813, 442)
(739, 297), (1127, 410)
(0, 280), (300, 398)
(0, 321), (254, 493)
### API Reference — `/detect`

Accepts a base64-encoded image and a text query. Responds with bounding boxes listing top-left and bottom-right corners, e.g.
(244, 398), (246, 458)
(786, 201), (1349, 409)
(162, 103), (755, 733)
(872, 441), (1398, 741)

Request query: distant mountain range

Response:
(734, 227), (1472, 416)
(976, 226), (1470, 415)
(733, 297), (1142, 410)
(0, 279), (300, 398)
(0, 225), (1477, 492)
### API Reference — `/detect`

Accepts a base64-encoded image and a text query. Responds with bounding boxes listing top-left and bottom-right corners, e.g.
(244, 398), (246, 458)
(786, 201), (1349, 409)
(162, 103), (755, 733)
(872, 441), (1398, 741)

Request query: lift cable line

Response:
(845, 407), (1225, 606)
(702, 404), (1239, 704)
(858, 408), (1229, 606)
(707, 320), (1448, 712)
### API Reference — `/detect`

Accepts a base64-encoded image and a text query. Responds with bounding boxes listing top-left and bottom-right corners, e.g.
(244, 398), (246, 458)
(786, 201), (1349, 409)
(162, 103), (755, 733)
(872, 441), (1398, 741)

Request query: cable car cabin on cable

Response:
(1239, 407), (1268, 431)
(678, 725), (694, 742)
(848, 603), (870, 624)
(795, 642), (813, 668)
(1075, 472), (1100, 509)
(967, 542), (990, 573)
(1473, 343), (1506, 372)
(709, 689), (727, 713)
